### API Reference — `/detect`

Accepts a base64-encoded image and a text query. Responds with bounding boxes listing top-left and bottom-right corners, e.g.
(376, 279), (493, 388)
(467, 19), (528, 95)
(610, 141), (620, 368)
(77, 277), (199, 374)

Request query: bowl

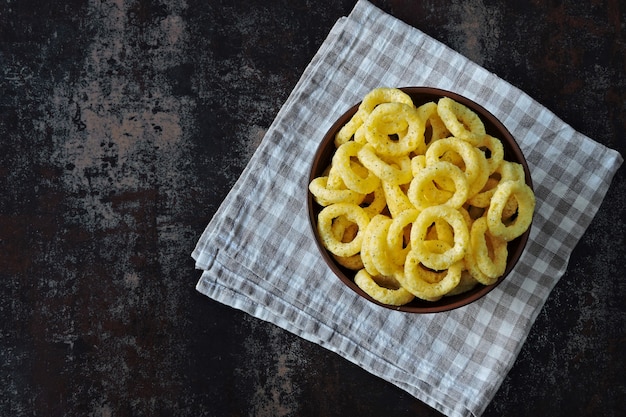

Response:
(307, 87), (533, 313)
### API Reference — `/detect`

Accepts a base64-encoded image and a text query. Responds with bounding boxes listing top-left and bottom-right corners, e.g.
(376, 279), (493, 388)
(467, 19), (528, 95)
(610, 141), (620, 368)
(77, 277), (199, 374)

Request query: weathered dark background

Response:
(1, 0), (624, 416)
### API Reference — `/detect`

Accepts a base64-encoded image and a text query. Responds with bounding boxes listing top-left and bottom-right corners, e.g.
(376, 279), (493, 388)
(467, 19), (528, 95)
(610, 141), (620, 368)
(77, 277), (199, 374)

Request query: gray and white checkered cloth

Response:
(192, 1), (623, 416)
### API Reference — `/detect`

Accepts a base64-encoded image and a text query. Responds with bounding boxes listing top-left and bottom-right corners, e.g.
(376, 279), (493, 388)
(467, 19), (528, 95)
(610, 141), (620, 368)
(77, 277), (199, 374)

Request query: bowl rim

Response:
(307, 86), (533, 313)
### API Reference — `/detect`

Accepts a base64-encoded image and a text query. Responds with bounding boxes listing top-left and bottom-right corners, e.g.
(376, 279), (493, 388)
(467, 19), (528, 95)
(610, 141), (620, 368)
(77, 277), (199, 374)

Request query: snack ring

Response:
(358, 144), (413, 185)
(364, 102), (426, 157)
(470, 217), (508, 282)
(308, 176), (365, 206)
(387, 208), (420, 266)
(401, 243), (463, 301)
(436, 96), (486, 146)
(425, 137), (490, 198)
(363, 214), (402, 277)
(332, 141), (380, 194)
(410, 205), (470, 271)
(354, 269), (415, 306)
(335, 87), (414, 147)
(407, 161), (469, 210)
(487, 180), (535, 242)
(317, 203), (370, 257)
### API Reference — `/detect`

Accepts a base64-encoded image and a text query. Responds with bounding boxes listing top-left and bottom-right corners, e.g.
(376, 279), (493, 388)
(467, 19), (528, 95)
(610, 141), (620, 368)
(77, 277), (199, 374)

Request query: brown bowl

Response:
(307, 87), (533, 313)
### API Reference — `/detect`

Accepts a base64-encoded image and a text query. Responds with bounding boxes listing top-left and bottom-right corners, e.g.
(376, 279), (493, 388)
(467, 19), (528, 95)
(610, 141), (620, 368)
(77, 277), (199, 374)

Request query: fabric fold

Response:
(192, 1), (623, 416)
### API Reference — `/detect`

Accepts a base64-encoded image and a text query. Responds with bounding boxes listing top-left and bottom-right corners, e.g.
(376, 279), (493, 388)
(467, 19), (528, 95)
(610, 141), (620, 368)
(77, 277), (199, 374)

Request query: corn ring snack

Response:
(330, 217), (365, 271)
(326, 164), (345, 189)
(425, 137), (490, 198)
(387, 208), (420, 266)
(468, 160), (525, 207)
(445, 270), (479, 296)
(436, 96), (486, 146)
(410, 205), (470, 271)
(479, 134), (505, 175)
(464, 237), (495, 286)
(381, 181), (414, 218)
(333, 141), (380, 194)
(470, 217), (508, 281)
(428, 219), (455, 246)
(411, 154), (426, 175)
(360, 216), (381, 277)
(360, 87), (414, 113)
(332, 253), (364, 270)
(365, 215), (403, 277)
(401, 242), (463, 301)
(354, 269), (415, 306)
(417, 101), (450, 146)
(317, 203), (369, 257)
(487, 180), (535, 242)
(308, 176), (365, 206)
(334, 87), (414, 147)
(358, 144), (413, 185)
(361, 184), (387, 218)
(407, 161), (469, 210)
(363, 102), (426, 157)
(335, 112), (364, 147)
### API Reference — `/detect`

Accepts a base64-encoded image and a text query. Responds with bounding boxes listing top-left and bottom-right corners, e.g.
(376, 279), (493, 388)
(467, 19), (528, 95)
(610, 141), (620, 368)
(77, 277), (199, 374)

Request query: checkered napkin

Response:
(192, 1), (623, 416)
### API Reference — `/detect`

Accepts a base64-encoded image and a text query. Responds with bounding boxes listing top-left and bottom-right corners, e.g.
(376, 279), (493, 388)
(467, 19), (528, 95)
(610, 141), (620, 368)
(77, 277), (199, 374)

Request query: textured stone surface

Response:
(1, 0), (624, 416)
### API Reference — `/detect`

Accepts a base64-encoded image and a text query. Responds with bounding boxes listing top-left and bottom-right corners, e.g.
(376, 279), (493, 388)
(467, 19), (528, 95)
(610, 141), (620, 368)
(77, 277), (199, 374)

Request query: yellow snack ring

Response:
(387, 208), (420, 266)
(425, 137), (490, 198)
(464, 239), (494, 286)
(500, 160), (526, 183)
(334, 109), (366, 147)
(411, 154), (426, 176)
(479, 134), (505, 175)
(401, 246), (463, 301)
(467, 176), (499, 208)
(317, 203), (370, 257)
(333, 253), (364, 271)
(354, 268), (415, 306)
(381, 181), (414, 218)
(436, 96), (486, 146)
(470, 217), (508, 281)
(364, 102), (426, 157)
(416, 101), (450, 146)
(361, 184), (387, 218)
(330, 214), (363, 270)
(429, 219), (455, 246)
(487, 180), (535, 242)
(332, 141), (380, 194)
(407, 160), (469, 210)
(410, 205), (470, 271)
(366, 215), (403, 277)
(468, 159), (525, 207)
(360, 87), (414, 113)
(445, 270), (479, 296)
(335, 87), (414, 147)
(358, 144), (413, 185)
(308, 176), (366, 206)
(360, 214), (380, 276)
(353, 124), (367, 144)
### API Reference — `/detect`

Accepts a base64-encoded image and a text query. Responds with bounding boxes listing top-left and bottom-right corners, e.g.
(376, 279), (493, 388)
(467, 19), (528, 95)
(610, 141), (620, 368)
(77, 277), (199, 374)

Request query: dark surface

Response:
(1, 1), (624, 416)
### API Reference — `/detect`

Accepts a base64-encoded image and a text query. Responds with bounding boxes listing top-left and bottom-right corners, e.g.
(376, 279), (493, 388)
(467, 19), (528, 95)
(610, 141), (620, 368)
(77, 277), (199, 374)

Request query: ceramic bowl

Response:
(307, 87), (533, 313)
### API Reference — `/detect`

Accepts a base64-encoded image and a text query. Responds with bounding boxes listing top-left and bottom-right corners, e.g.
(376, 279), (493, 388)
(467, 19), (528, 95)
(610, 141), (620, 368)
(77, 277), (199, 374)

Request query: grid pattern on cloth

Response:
(192, 1), (623, 416)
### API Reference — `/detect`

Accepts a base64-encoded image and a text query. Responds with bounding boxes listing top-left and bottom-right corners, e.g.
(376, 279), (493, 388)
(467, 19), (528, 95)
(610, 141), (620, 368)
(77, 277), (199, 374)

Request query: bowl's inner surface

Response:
(307, 87), (532, 313)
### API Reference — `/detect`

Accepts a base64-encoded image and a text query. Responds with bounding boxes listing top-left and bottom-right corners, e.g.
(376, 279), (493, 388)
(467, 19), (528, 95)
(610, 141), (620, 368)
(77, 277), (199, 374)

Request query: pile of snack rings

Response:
(309, 87), (535, 306)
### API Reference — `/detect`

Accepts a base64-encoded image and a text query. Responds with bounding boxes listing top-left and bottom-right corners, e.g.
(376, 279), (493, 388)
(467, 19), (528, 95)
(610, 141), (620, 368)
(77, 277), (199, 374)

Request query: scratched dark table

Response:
(1, 1), (624, 416)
